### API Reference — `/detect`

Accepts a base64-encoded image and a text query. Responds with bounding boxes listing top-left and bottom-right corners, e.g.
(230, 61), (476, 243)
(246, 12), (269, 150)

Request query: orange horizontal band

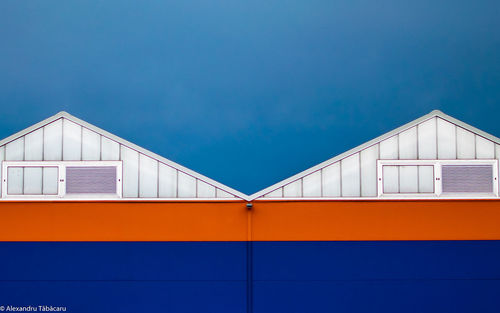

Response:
(1, 200), (499, 241)
(252, 199), (500, 241)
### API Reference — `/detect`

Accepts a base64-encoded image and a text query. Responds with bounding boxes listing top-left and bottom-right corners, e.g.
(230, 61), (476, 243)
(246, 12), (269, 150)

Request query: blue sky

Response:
(1, 1), (499, 194)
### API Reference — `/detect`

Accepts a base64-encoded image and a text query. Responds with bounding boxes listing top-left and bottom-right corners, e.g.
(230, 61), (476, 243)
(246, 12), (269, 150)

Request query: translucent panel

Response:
(418, 166), (434, 193)
(283, 180), (302, 197)
(360, 145), (378, 196)
(6, 137), (24, 161)
(7, 167), (23, 195)
(322, 162), (340, 197)
(264, 188), (283, 198)
(341, 153), (360, 197)
(0, 146), (4, 196)
(139, 155), (158, 198)
(43, 167), (59, 195)
(66, 166), (116, 194)
(24, 167), (42, 195)
(101, 137), (120, 160)
(380, 136), (398, 159)
(63, 119), (82, 160)
(43, 119), (63, 160)
(437, 118), (456, 159)
(82, 128), (101, 161)
(399, 127), (417, 159)
(197, 180), (216, 198)
(476, 136), (495, 159)
(418, 117), (437, 159)
(382, 166), (399, 193)
(159, 164), (177, 197)
(399, 166), (418, 193)
(442, 165), (493, 193)
(456, 127), (475, 159)
(178, 172), (196, 198)
(25, 128), (43, 160)
(496, 144), (500, 160)
(216, 189), (235, 198)
(303, 171), (321, 197)
(121, 146), (139, 197)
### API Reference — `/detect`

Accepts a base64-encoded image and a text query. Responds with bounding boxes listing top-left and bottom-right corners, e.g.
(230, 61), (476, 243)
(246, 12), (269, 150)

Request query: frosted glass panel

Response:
(399, 127), (417, 159)
(303, 171), (321, 197)
(383, 166), (399, 193)
(44, 119), (63, 160)
(380, 136), (398, 159)
(341, 153), (360, 197)
(139, 155), (158, 198)
(24, 167), (42, 194)
(197, 180), (216, 198)
(399, 166), (418, 193)
(158, 164), (177, 197)
(418, 118), (437, 159)
(6, 137), (24, 161)
(360, 145), (378, 196)
(456, 127), (475, 159)
(25, 128), (43, 160)
(121, 146), (139, 197)
(418, 166), (434, 193)
(82, 128), (101, 160)
(476, 136), (495, 159)
(264, 188), (283, 198)
(63, 120), (82, 160)
(101, 137), (120, 160)
(322, 163), (340, 197)
(216, 189), (234, 198)
(178, 172), (196, 198)
(284, 180), (301, 197)
(7, 167), (23, 195)
(43, 167), (59, 195)
(437, 118), (456, 159)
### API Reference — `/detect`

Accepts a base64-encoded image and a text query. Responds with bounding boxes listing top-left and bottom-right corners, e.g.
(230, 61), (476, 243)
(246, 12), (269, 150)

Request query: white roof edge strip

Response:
(0, 111), (250, 201)
(248, 110), (500, 200)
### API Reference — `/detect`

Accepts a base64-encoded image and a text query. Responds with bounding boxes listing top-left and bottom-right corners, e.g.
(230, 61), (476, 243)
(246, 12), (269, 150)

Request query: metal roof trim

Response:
(0, 111), (249, 200)
(248, 110), (500, 200)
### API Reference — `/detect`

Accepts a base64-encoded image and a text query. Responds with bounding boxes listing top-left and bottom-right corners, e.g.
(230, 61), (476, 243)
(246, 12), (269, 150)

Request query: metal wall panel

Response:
(121, 145), (139, 197)
(216, 189), (235, 198)
(82, 128), (101, 161)
(5, 137), (24, 161)
(399, 127), (417, 159)
(418, 166), (434, 193)
(417, 117), (437, 159)
(360, 144), (378, 196)
(63, 120), (82, 160)
(24, 128), (43, 161)
(437, 118), (456, 159)
(139, 155), (158, 198)
(476, 136), (495, 159)
(341, 153), (360, 197)
(322, 162), (340, 197)
(7, 167), (23, 195)
(24, 167), (42, 194)
(42, 167), (58, 195)
(399, 166), (418, 193)
(178, 172), (196, 198)
(283, 180), (301, 197)
(303, 171), (321, 197)
(382, 166), (399, 193)
(43, 119), (63, 161)
(197, 180), (216, 198)
(101, 136), (120, 160)
(158, 163), (177, 197)
(457, 127), (475, 159)
(264, 188), (283, 198)
(380, 136), (398, 159)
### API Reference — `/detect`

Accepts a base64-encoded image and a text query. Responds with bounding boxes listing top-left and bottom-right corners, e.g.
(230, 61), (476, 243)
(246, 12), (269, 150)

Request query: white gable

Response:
(0, 112), (245, 200)
(251, 110), (500, 199)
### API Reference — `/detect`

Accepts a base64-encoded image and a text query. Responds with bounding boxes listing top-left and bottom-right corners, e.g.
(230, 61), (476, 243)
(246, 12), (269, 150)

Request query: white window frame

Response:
(1, 161), (123, 199)
(377, 159), (498, 197)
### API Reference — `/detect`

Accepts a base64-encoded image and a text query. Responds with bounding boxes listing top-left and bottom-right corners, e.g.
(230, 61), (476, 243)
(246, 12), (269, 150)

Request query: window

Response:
(2, 161), (122, 198)
(377, 160), (498, 197)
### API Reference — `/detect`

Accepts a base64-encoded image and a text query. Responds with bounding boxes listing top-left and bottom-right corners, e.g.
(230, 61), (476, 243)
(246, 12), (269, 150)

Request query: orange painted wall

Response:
(1, 199), (500, 241)
(252, 200), (500, 241)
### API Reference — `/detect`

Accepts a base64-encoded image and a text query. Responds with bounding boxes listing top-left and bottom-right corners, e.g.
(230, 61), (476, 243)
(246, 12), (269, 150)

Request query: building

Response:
(0, 110), (499, 312)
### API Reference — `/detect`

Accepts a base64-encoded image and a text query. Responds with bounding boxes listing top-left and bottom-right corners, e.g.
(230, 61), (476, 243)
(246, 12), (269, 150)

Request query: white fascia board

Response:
(0, 111), (250, 201)
(248, 110), (500, 200)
